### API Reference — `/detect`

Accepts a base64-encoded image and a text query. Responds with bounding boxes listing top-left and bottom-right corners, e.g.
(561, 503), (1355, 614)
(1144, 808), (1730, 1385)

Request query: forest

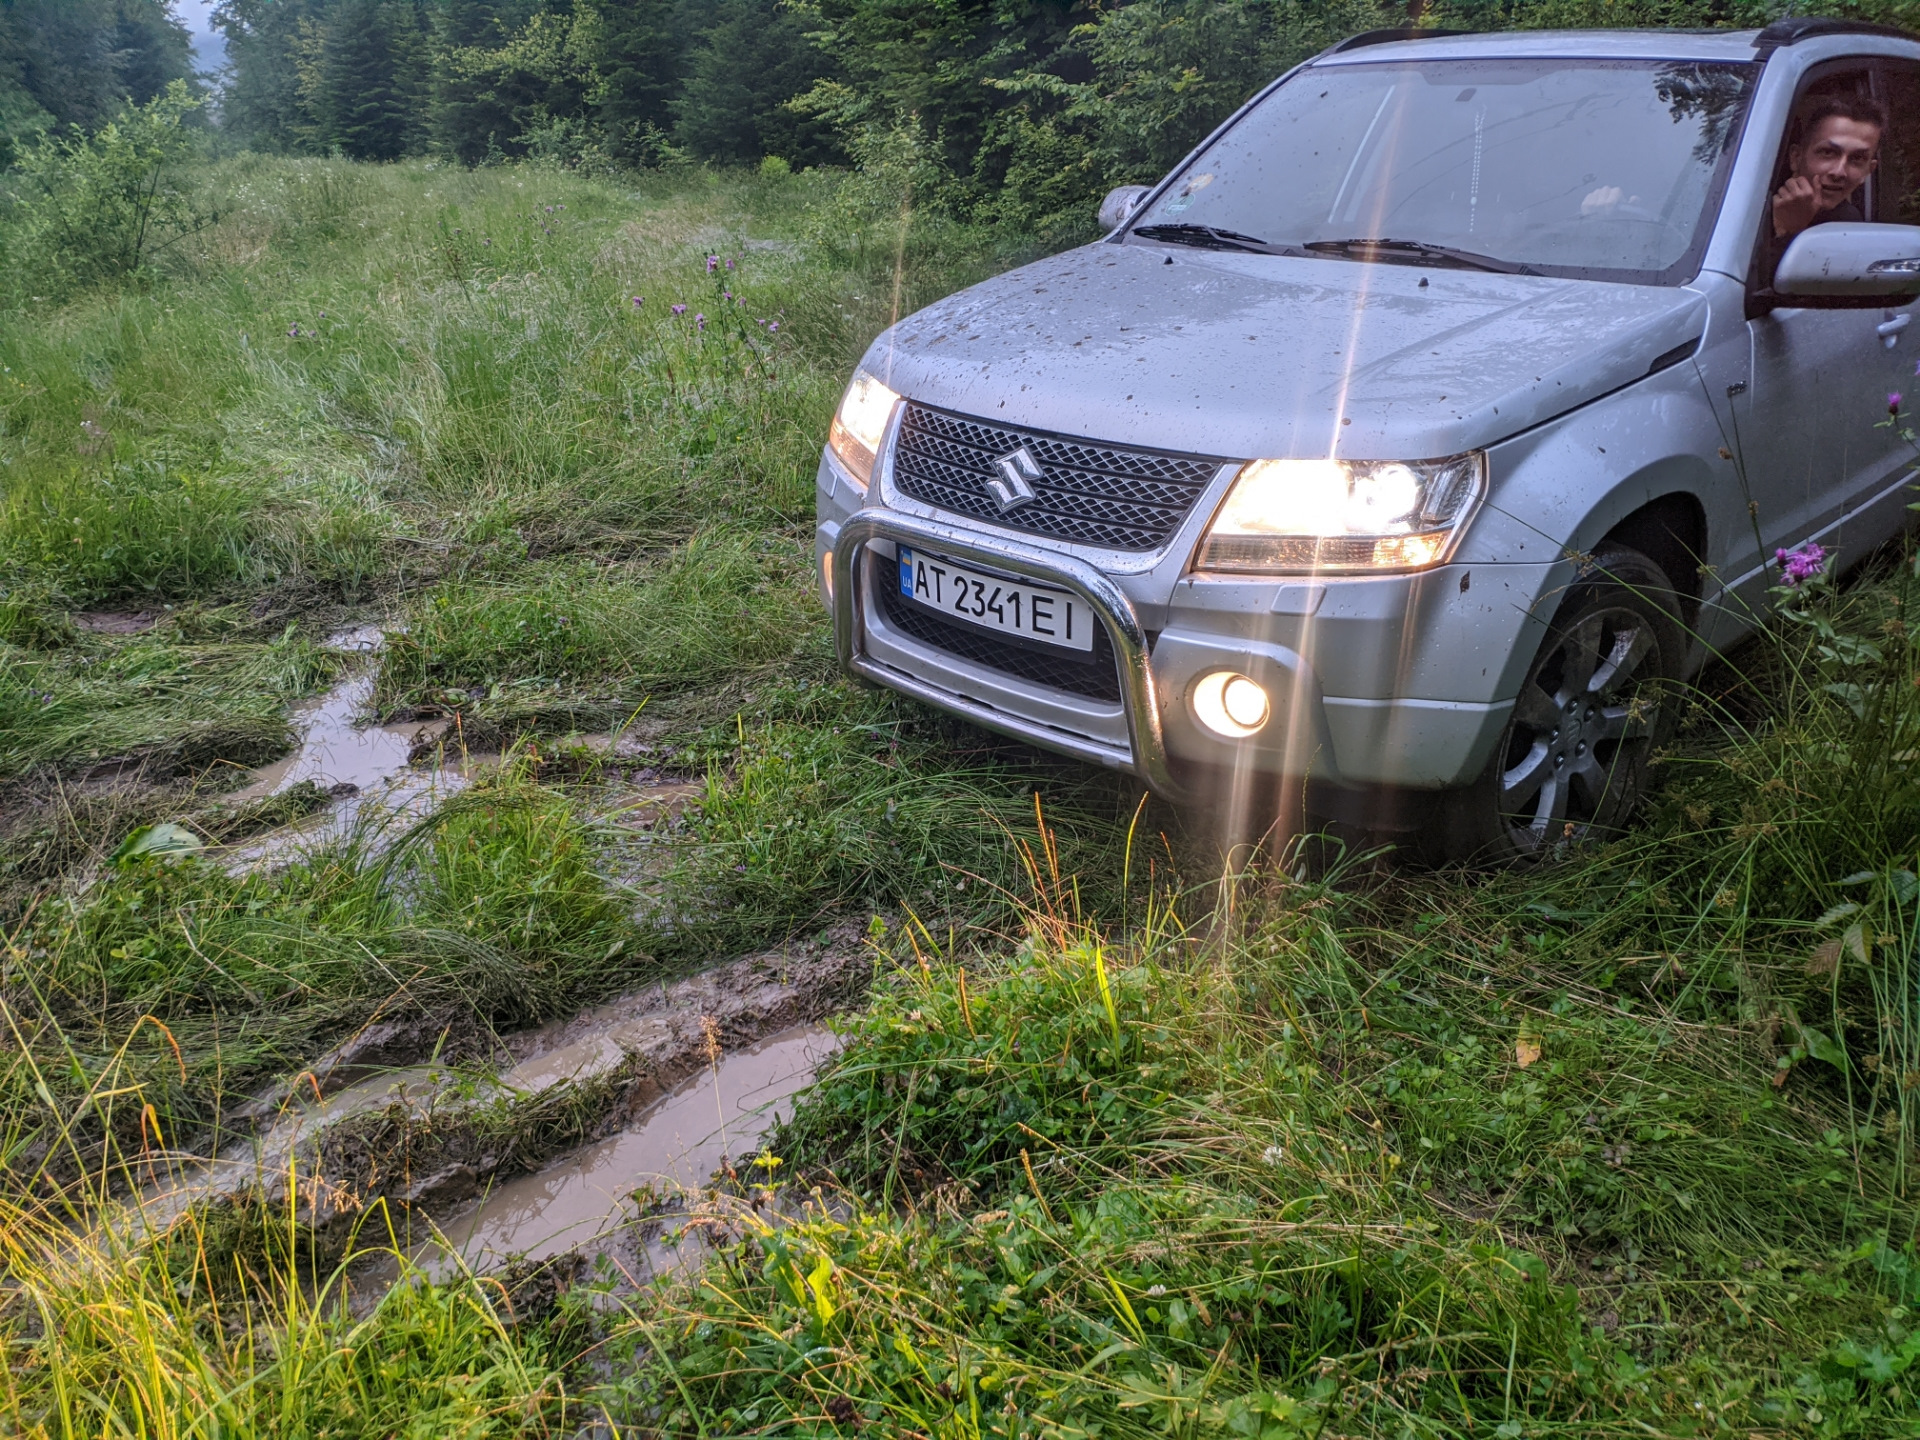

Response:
(14, 0), (1920, 233)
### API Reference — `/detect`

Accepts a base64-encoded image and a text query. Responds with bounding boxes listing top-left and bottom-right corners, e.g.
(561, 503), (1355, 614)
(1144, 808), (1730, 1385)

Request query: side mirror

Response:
(1776, 222), (1920, 297)
(1098, 184), (1150, 232)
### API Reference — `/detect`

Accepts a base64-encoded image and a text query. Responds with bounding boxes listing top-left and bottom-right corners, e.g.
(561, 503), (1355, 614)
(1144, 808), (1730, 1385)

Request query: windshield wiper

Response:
(1131, 223), (1299, 256)
(1303, 237), (1534, 275)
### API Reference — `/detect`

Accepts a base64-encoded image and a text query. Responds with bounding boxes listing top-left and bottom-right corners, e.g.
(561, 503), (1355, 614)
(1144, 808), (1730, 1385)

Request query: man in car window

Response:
(1772, 95), (1886, 244)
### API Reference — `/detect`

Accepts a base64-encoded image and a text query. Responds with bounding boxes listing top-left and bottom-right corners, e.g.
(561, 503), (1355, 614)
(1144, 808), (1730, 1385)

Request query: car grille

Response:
(878, 577), (1123, 702)
(891, 402), (1227, 552)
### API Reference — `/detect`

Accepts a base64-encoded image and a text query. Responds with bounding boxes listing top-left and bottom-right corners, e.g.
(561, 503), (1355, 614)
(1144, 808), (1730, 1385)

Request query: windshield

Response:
(1128, 58), (1758, 283)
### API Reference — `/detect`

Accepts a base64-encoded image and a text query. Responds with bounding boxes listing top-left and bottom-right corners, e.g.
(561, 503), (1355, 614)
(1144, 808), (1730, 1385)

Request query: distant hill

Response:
(191, 24), (225, 77)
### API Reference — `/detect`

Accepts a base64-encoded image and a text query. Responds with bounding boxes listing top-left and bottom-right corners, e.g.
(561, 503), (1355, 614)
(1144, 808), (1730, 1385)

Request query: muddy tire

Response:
(1422, 545), (1683, 866)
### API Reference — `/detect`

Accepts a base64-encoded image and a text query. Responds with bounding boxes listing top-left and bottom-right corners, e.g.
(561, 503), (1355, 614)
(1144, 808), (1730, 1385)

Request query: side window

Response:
(1752, 63), (1875, 288)
(1875, 59), (1920, 225)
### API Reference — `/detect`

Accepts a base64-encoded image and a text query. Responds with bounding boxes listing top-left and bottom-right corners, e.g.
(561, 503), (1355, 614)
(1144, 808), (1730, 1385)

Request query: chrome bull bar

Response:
(831, 509), (1191, 801)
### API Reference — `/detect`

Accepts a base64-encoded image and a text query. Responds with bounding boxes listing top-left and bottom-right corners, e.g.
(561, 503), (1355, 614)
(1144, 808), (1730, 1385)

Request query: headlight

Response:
(827, 368), (900, 490)
(1194, 453), (1485, 573)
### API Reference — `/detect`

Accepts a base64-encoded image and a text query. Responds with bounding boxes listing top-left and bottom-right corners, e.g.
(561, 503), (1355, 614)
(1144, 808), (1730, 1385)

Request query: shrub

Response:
(3, 82), (214, 302)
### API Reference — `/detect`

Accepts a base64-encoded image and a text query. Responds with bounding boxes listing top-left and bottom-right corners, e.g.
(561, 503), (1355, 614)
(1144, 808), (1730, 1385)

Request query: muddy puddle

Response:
(217, 623), (473, 863)
(128, 624), (851, 1294)
(129, 932), (864, 1300)
(389, 1024), (836, 1285)
(221, 624), (695, 868)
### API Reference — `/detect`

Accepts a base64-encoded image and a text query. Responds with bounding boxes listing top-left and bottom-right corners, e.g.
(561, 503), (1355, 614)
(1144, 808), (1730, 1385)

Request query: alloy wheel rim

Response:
(1498, 606), (1659, 854)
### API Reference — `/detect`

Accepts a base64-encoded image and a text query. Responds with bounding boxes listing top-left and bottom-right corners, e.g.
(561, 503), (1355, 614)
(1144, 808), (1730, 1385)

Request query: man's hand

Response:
(1580, 185), (1623, 215)
(1773, 174), (1820, 239)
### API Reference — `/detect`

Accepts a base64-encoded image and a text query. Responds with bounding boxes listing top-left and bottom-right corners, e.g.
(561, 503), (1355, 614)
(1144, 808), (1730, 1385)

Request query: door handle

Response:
(1881, 312), (1911, 348)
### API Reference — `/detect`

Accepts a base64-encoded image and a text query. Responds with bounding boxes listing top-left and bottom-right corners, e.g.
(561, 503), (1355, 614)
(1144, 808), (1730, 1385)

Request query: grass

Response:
(3, 151), (1920, 1438)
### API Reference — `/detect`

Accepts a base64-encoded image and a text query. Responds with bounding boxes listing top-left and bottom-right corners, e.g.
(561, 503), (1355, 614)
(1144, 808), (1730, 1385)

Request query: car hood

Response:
(865, 242), (1708, 461)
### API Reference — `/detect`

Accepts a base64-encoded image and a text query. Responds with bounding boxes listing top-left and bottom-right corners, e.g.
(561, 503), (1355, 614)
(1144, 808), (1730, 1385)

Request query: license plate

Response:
(896, 547), (1093, 653)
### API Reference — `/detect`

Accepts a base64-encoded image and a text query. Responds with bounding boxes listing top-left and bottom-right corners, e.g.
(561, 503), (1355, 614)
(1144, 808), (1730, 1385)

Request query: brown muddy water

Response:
(126, 625), (857, 1300)
(387, 1023), (836, 1287)
(220, 624), (471, 862)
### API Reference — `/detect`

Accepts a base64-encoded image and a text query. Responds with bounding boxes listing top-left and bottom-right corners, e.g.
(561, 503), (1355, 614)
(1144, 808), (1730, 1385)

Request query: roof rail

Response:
(1753, 17), (1920, 55)
(1327, 27), (1474, 54)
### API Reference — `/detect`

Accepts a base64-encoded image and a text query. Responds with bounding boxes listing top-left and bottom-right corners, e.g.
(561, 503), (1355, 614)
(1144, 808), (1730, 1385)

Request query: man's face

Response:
(1790, 115), (1883, 210)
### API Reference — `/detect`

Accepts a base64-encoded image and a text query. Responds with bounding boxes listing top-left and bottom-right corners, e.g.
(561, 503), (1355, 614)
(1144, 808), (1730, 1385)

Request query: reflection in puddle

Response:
(411, 1024), (834, 1279)
(222, 623), (473, 863)
(230, 670), (422, 799)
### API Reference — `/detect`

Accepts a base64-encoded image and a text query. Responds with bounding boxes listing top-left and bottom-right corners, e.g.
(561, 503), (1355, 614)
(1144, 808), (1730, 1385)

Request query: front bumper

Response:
(830, 505), (1527, 802)
(832, 508), (1190, 794)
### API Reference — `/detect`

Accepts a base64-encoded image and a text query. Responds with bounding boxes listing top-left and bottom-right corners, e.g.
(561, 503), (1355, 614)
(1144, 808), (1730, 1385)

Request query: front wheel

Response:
(1425, 546), (1684, 865)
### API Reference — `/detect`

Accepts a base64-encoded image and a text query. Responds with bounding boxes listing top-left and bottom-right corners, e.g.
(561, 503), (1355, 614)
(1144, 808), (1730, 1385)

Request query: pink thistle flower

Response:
(725, 258), (735, 270)
(695, 313), (706, 332)
(706, 255), (719, 273)
(671, 304), (687, 315)
(631, 295), (644, 308)
(1774, 541), (1827, 586)
(1894, 391), (1906, 414)
(768, 320), (779, 333)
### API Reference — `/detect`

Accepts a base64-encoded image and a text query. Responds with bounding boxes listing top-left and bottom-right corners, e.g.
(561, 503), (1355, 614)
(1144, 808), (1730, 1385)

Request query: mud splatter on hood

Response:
(864, 241), (1708, 461)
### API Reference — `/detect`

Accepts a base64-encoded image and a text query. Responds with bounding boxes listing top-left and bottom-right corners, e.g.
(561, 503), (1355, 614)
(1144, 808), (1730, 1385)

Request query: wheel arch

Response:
(1595, 491), (1708, 626)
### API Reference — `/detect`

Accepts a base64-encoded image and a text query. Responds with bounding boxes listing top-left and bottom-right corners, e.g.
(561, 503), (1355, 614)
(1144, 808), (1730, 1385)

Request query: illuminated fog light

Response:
(1192, 670), (1270, 738)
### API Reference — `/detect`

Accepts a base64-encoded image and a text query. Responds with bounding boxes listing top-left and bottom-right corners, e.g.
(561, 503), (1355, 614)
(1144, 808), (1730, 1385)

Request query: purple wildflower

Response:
(1893, 391), (1906, 414)
(671, 304), (687, 315)
(768, 320), (779, 333)
(288, 324), (300, 338)
(725, 258), (735, 270)
(632, 295), (644, 308)
(706, 255), (719, 273)
(1775, 541), (1827, 586)
(696, 313), (706, 332)
(318, 311), (325, 319)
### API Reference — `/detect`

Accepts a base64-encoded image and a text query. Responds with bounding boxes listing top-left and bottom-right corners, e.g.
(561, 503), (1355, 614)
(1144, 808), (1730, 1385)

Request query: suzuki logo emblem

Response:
(987, 446), (1042, 512)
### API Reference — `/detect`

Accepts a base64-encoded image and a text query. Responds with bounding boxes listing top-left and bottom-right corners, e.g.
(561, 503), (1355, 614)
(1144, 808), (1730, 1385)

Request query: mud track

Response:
(138, 927), (870, 1237)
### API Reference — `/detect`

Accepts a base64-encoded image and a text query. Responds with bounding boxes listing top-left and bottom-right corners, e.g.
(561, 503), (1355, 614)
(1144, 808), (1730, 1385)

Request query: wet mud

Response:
(133, 929), (868, 1254)
(117, 624), (858, 1291)
(384, 1023), (834, 1287)
(216, 625), (472, 864)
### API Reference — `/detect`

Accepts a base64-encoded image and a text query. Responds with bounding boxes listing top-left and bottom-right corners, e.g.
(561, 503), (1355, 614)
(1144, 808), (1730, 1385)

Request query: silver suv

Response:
(816, 19), (1920, 862)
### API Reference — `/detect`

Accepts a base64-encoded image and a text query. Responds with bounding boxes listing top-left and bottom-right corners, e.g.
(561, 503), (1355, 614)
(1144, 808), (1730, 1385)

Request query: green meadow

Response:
(5, 147), (1920, 1439)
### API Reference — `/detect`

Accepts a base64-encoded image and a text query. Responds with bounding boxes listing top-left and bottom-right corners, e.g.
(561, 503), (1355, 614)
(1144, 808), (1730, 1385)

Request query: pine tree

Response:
(0, 0), (196, 144)
(672, 0), (836, 167)
(107, 0), (197, 111)
(429, 0), (529, 164)
(214, 0), (326, 153)
(594, 0), (683, 163)
(315, 0), (429, 160)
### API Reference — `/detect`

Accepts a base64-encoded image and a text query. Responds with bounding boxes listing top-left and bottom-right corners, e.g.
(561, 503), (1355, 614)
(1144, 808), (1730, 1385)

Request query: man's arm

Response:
(1773, 174), (1820, 239)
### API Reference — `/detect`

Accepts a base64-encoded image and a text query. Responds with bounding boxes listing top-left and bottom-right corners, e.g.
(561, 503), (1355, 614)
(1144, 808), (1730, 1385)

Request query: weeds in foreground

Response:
(597, 867), (1918, 1438)
(0, 1193), (576, 1439)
